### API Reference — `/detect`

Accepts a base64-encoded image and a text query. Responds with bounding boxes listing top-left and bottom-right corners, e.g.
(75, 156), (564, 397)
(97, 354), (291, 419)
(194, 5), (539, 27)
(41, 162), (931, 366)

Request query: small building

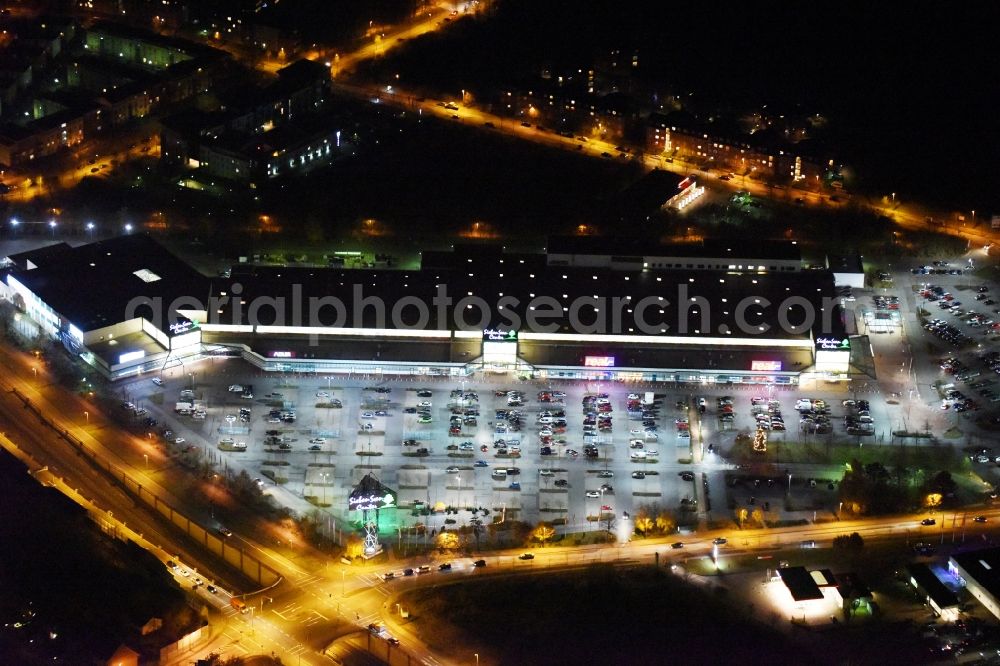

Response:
(827, 254), (865, 289)
(949, 547), (1000, 621)
(773, 566), (843, 623)
(906, 562), (960, 620)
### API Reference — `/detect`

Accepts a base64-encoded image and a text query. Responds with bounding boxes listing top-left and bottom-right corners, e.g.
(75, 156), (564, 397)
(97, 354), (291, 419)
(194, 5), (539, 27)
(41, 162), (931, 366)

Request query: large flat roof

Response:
(778, 567), (824, 601)
(221, 247), (839, 341)
(8, 237), (842, 348)
(952, 547), (1000, 602)
(8, 235), (211, 333)
(906, 563), (959, 609)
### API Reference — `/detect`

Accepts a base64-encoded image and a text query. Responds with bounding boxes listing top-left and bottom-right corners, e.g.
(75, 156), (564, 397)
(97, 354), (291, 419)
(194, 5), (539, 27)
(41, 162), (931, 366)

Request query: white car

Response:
(151, 377), (163, 386)
(174, 437), (186, 445)
(646, 449), (659, 456)
(309, 437), (325, 444)
(228, 385), (243, 393)
(540, 469), (554, 476)
(585, 491), (600, 498)
(316, 391), (330, 398)
(225, 414), (236, 423)
(418, 401), (432, 408)
(445, 467), (460, 474)
(361, 411), (375, 419)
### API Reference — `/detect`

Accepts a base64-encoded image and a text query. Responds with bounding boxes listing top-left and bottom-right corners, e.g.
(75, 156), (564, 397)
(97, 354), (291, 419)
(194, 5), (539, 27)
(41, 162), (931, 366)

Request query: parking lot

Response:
(115, 356), (908, 539)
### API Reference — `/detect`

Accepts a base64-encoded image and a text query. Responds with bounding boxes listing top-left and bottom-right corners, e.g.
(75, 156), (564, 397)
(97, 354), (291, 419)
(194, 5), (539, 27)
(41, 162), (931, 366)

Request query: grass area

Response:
(400, 565), (827, 666)
(729, 437), (972, 473)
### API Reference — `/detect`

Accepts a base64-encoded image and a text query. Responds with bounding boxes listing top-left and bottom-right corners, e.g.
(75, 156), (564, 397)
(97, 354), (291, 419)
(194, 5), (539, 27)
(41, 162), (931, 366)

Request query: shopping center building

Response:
(1, 235), (857, 384)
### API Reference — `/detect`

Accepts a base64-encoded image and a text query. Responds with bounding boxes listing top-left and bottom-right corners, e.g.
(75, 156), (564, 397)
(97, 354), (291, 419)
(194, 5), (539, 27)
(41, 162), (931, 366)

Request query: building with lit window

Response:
(646, 112), (832, 184)
(160, 59), (343, 185)
(2, 236), (209, 379)
(3, 234), (857, 383)
(949, 547), (1000, 621)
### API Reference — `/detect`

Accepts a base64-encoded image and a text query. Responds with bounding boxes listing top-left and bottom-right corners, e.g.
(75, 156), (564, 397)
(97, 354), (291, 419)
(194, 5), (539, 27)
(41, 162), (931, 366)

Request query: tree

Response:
(655, 509), (675, 535)
(833, 532), (864, 552)
(530, 522), (555, 545)
(923, 471), (958, 507)
(435, 530), (461, 551)
(344, 534), (365, 559)
(634, 514), (654, 536)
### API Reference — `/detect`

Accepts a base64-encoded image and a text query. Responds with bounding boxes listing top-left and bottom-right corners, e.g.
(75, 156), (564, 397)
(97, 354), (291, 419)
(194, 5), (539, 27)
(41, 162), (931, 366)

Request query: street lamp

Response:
(475, 654), (479, 666)
(143, 454), (148, 469)
(84, 411), (89, 423)
(48, 219), (56, 236)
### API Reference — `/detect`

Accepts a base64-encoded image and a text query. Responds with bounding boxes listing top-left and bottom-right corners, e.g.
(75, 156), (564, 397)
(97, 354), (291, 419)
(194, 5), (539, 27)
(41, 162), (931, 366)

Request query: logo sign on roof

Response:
(169, 320), (199, 336)
(348, 492), (396, 511)
(751, 360), (782, 371)
(483, 328), (518, 342)
(815, 337), (850, 351)
(584, 356), (616, 367)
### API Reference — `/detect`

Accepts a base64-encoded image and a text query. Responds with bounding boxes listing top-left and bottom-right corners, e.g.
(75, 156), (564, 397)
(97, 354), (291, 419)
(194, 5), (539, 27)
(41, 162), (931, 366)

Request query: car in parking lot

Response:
(631, 471), (646, 479)
(713, 537), (728, 545)
(585, 491), (600, 498)
(518, 553), (535, 560)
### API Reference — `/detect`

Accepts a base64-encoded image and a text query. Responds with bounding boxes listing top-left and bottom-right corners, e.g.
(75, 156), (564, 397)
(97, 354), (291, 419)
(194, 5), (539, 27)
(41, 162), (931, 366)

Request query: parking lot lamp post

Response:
(341, 569), (346, 596)
(475, 654), (479, 666)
